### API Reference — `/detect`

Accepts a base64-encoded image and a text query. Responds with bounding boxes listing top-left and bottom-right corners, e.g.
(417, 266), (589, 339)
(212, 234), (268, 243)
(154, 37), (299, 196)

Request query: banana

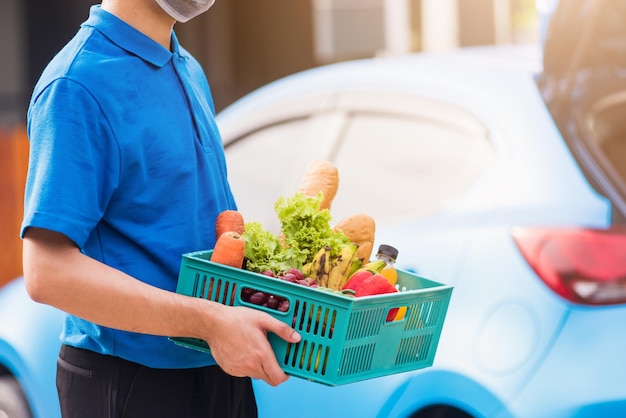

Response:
(310, 245), (332, 287)
(301, 262), (312, 277)
(341, 259), (386, 288)
(327, 243), (358, 290)
(344, 255), (363, 287)
(355, 259), (387, 274)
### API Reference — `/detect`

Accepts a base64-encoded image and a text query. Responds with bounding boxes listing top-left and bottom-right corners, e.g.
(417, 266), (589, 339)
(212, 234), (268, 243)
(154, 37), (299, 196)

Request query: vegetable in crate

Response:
(215, 209), (245, 239)
(243, 192), (350, 274)
(210, 231), (245, 268)
(342, 270), (399, 321)
(242, 221), (299, 273)
(275, 192), (349, 265)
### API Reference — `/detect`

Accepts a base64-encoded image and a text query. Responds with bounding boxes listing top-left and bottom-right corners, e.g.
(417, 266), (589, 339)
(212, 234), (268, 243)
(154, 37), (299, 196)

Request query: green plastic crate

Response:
(171, 250), (453, 386)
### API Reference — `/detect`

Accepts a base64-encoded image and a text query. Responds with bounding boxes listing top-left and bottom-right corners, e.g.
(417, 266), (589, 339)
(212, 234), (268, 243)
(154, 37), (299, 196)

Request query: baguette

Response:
(298, 159), (339, 210)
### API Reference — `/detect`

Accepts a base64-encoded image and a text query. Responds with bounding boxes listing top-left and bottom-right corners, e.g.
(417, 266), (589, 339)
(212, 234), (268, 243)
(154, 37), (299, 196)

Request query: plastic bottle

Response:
(376, 244), (407, 320)
(376, 244), (399, 286)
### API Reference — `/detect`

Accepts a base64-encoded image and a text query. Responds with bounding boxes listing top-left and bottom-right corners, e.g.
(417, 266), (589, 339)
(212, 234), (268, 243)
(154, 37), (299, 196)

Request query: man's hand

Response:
(201, 304), (301, 386)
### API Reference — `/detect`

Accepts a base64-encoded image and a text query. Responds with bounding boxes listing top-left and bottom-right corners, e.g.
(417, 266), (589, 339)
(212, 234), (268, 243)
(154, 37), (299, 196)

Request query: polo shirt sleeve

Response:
(22, 77), (120, 249)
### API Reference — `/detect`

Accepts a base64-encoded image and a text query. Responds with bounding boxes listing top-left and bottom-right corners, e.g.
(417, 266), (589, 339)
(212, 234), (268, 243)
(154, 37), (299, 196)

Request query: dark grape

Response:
(240, 287), (254, 301)
(249, 291), (268, 305)
(266, 295), (279, 309)
(278, 299), (290, 312)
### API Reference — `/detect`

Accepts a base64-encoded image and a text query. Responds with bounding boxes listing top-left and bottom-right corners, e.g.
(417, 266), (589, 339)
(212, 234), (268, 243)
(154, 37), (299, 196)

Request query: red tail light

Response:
(512, 226), (626, 306)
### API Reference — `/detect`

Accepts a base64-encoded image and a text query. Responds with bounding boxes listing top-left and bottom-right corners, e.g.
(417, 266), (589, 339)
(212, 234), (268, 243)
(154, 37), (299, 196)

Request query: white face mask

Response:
(155, 0), (216, 23)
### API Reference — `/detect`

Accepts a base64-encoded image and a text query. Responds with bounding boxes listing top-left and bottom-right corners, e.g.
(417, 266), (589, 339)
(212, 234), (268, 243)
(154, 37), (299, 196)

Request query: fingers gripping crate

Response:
(171, 250), (453, 386)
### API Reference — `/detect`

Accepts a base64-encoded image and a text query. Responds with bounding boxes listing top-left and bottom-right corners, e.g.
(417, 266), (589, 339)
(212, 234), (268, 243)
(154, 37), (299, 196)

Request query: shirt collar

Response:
(82, 5), (183, 68)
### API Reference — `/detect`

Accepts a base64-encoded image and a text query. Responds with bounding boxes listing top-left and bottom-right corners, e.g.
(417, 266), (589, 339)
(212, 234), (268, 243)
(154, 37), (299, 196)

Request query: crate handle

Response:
(384, 304), (408, 323)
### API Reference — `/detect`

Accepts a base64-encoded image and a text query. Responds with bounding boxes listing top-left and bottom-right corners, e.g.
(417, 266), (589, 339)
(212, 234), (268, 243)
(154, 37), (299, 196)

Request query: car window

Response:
(225, 118), (310, 231)
(225, 112), (346, 232)
(586, 92), (626, 195)
(224, 90), (495, 230)
(330, 111), (495, 224)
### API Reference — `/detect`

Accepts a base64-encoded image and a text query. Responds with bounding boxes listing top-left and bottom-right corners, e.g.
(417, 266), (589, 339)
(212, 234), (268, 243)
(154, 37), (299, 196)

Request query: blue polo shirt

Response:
(22, 5), (236, 368)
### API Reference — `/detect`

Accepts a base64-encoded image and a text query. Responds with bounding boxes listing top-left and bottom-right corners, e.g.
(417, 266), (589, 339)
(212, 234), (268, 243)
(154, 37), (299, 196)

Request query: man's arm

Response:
(22, 227), (300, 386)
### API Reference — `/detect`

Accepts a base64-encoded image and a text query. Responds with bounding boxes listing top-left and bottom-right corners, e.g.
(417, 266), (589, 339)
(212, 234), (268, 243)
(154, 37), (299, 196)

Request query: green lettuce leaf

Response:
(242, 192), (349, 274)
(275, 192), (349, 262)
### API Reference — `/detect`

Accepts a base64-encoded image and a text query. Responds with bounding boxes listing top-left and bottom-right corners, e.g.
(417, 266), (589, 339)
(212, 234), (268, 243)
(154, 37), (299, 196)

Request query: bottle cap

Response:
(377, 244), (398, 261)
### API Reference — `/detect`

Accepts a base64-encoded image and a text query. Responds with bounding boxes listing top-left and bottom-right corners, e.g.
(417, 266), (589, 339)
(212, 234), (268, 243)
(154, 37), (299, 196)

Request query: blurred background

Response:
(0, 0), (542, 287)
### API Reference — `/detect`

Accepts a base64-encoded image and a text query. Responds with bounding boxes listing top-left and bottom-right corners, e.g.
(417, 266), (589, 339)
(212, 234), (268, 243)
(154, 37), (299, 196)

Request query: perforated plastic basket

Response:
(171, 250), (453, 386)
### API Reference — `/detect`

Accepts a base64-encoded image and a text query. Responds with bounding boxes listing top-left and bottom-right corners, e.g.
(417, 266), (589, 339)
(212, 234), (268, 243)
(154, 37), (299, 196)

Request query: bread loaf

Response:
(298, 160), (339, 210)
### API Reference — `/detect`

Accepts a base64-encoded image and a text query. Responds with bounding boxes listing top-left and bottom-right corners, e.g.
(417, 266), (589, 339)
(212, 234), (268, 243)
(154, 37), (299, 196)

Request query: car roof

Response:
(217, 44), (543, 147)
(220, 44), (541, 112)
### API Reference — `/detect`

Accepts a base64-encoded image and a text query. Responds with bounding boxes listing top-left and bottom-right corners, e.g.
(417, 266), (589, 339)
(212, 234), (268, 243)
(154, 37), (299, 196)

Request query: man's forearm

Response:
(22, 227), (216, 339)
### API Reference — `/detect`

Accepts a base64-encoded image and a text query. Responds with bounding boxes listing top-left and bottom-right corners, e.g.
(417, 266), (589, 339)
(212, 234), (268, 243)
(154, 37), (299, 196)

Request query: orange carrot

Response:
(210, 231), (245, 268)
(215, 210), (245, 240)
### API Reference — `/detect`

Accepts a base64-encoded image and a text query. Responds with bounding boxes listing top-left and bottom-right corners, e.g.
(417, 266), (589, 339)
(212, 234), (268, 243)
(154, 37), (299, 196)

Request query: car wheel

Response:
(411, 405), (474, 418)
(0, 375), (33, 418)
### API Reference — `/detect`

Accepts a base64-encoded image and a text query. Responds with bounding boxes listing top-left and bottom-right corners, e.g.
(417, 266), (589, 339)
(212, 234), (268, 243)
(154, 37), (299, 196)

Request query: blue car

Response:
(0, 277), (63, 418)
(1, 0), (625, 416)
(218, 1), (626, 417)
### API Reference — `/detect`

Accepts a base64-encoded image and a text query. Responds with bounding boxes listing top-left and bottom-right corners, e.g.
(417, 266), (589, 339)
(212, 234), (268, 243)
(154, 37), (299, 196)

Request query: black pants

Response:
(56, 344), (258, 418)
